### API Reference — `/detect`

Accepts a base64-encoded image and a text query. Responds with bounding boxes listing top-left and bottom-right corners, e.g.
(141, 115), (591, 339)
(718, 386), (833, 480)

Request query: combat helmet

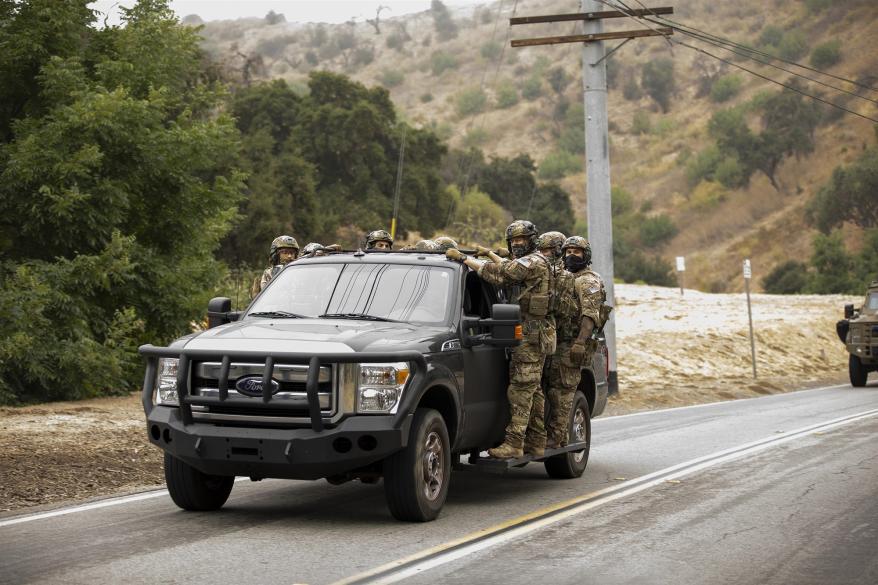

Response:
(536, 231), (566, 260)
(301, 242), (325, 257)
(269, 235), (300, 264)
(561, 235), (592, 266)
(414, 239), (441, 251)
(434, 236), (459, 251)
(505, 220), (539, 257)
(365, 229), (394, 249)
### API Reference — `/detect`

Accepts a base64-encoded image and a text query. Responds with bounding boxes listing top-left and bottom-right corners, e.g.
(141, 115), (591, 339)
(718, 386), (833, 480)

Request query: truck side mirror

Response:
(844, 304), (854, 319)
(207, 297), (241, 328)
(460, 303), (522, 348)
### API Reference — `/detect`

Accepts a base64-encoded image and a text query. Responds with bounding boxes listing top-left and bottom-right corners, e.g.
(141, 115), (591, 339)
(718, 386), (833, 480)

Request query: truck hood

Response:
(182, 318), (451, 354)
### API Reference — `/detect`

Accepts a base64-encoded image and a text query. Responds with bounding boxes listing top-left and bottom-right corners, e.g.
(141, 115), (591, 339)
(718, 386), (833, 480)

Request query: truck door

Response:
(458, 270), (509, 450)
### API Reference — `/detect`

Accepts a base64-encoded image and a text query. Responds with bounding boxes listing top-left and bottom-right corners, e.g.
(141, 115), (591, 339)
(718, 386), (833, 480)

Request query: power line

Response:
(672, 39), (878, 124)
(646, 13), (878, 93)
(592, 0), (878, 122)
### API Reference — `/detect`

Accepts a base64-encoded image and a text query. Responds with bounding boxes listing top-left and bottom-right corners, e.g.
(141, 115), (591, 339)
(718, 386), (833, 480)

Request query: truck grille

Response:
(189, 362), (337, 423)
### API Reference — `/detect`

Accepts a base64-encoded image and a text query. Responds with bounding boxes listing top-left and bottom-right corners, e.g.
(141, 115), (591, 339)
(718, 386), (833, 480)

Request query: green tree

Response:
(777, 30), (808, 61)
(808, 231), (857, 294)
(639, 215), (678, 248)
(807, 147), (878, 233)
(641, 59), (675, 112)
(431, 0), (458, 41)
(761, 260), (808, 294)
(521, 75), (542, 100)
(449, 186), (508, 246)
(0, 0), (244, 403)
(710, 74), (743, 103)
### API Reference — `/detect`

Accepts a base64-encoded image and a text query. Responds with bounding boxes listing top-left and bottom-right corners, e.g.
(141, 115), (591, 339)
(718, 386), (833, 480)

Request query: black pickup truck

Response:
(140, 250), (608, 521)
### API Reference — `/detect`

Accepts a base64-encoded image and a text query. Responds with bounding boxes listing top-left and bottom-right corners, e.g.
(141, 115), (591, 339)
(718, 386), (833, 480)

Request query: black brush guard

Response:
(139, 344), (427, 431)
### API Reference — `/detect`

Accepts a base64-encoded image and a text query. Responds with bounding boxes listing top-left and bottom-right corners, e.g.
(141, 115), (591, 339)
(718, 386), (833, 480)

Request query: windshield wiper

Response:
(248, 311), (307, 319)
(318, 312), (401, 322)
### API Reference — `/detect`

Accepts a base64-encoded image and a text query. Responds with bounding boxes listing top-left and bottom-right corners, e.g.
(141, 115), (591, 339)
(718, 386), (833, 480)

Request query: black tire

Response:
(849, 354), (868, 387)
(545, 391), (591, 479)
(164, 453), (234, 511)
(383, 408), (451, 522)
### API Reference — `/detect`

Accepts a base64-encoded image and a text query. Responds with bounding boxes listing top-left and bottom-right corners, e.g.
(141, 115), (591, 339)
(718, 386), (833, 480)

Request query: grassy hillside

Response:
(195, 0), (878, 292)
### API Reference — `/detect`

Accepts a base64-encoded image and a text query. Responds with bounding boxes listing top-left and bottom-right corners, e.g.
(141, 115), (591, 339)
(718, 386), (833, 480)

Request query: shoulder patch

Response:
(587, 286), (600, 294)
(515, 257), (533, 268)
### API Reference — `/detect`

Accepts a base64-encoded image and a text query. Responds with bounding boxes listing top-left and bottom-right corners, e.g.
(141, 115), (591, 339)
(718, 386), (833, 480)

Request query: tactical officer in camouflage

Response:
(415, 239), (441, 251)
(446, 220), (557, 459)
(545, 235), (607, 449)
(254, 235), (299, 295)
(366, 230), (393, 250)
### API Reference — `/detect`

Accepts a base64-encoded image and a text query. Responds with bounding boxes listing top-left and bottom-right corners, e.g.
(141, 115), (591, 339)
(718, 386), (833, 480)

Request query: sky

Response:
(88, 1), (481, 26)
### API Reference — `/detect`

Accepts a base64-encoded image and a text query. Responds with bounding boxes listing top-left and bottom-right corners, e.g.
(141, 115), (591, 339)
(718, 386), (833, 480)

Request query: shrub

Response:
(689, 180), (727, 210)
(762, 261), (809, 294)
(380, 69), (405, 88)
(686, 145), (722, 186)
(639, 214), (678, 248)
(805, 0), (832, 14)
(420, 92), (434, 103)
(710, 74), (743, 102)
(464, 127), (488, 148)
(641, 59), (675, 112)
(538, 150), (581, 179)
(653, 117), (676, 137)
(521, 75), (542, 100)
(495, 80), (519, 108)
(715, 156), (747, 189)
(612, 186), (635, 215)
(623, 75), (642, 101)
(631, 111), (651, 134)
(480, 40), (502, 60)
(455, 87), (487, 117)
(430, 51), (457, 75)
(777, 30), (808, 61)
(810, 40), (842, 68)
(758, 25), (783, 48)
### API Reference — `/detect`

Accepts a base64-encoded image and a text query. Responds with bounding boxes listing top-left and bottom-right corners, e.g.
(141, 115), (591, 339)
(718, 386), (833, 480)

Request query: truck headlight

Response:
(154, 358), (180, 406)
(357, 362), (409, 414)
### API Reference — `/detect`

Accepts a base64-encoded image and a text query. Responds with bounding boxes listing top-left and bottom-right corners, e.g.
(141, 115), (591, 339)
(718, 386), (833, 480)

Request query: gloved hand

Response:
(473, 244), (492, 256)
(570, 341), (587, 364)
(496, 248), (511, 258)
(446, 248), (466, 262)
(323, 243), (341, 252)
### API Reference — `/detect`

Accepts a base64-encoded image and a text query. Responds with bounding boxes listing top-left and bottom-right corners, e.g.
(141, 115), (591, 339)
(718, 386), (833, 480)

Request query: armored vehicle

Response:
(140, 250), (609, 521)
(836, 279), (878, 387)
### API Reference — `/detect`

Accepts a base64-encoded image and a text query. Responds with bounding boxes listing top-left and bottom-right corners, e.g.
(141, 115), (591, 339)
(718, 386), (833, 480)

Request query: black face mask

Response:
(511, 244), (529, 258)
(564, 255), (589, 273)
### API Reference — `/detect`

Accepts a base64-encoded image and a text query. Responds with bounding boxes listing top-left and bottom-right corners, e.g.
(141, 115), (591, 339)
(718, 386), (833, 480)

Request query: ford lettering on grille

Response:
(235, 375), (280, 397)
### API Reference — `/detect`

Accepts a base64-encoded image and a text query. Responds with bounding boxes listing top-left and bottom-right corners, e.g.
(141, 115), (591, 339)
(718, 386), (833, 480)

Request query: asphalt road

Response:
(2, 383), (876, 585)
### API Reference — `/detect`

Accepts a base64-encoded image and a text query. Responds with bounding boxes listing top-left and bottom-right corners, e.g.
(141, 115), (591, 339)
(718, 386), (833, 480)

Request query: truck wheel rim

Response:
(572, 407), (586, 463)
(422, 431), (444, 501)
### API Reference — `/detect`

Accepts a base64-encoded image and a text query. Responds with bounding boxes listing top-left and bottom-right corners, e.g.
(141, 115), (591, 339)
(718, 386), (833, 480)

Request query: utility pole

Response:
(511, 3), (673, 396)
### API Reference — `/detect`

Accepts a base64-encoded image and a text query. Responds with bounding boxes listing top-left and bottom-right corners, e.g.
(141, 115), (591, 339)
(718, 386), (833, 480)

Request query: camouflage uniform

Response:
(478, 251), (557, 452)
(545, 267), (605, 446)
(254, 235), (299, 295)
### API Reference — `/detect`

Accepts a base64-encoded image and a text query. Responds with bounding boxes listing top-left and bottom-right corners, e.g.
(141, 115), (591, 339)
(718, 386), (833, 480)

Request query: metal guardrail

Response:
(139, 345), (426, 432)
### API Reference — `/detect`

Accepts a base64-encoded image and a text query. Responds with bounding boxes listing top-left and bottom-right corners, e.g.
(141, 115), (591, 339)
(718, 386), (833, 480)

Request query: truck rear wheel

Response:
(544, 391), (591, 479)
(383, 408), (451, 522)
(849, 354), (869, 387)
(164, 453), (234, 511)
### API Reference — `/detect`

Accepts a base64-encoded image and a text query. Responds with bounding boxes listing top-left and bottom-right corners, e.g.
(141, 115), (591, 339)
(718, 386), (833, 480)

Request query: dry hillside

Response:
(195, 0), (878, 292)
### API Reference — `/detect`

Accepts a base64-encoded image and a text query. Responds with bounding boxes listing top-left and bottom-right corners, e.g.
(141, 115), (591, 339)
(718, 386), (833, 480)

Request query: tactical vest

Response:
(515, 253), (555, 319)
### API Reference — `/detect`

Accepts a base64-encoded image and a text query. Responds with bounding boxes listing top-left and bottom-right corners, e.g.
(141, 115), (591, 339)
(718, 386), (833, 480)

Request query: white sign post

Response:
(675, 256), (685, 296)
(743, 259), (757, 379)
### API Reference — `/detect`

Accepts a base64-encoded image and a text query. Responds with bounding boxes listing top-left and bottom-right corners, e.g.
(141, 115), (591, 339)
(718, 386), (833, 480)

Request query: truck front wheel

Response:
(164, 453), (235, 511)
(383, 408), (451, 522)
(849, 354), (869, 387)
(544, 391), (591, 479)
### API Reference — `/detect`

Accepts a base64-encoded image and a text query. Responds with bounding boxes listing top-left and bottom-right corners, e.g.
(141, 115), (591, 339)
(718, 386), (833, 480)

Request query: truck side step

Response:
(456, 441), (588, 473)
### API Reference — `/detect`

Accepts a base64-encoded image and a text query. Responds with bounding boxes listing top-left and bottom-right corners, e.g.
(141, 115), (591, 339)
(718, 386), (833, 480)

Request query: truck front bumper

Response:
(147, 406), (412, 480)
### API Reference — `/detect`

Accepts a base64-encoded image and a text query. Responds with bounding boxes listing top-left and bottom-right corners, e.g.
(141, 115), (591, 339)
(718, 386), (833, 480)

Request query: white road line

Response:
(0, 477), (250, 528)
(597, 383), (850, 421)
(0, 383), (856, 529)
(334, 407), (878, 585)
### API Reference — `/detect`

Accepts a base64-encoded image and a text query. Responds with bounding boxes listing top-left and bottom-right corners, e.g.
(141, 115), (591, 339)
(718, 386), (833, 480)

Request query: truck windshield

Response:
(248, 263), (455, 325)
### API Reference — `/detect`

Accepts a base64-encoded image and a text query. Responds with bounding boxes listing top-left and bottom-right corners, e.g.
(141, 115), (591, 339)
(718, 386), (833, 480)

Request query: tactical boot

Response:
(546, 433), (567, 451)
(523, 439), (546, 458)
(488, 443), (524, 459)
